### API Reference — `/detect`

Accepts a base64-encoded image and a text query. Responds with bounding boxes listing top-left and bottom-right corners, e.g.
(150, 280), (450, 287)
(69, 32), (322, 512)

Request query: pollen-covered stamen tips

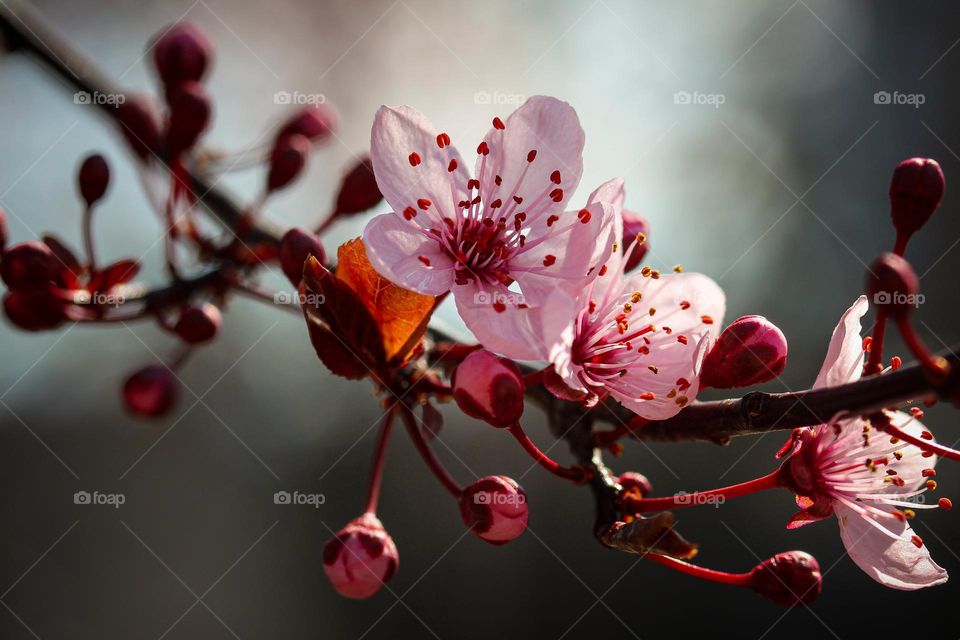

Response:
(402, 123), (577, 291)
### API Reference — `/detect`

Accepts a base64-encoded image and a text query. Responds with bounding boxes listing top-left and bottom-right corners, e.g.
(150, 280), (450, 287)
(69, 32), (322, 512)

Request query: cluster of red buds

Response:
(3, 15), (959, 613)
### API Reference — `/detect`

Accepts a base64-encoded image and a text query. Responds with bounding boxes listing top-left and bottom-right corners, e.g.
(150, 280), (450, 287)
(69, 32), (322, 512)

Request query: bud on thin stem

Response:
(700, 315), (788, 389)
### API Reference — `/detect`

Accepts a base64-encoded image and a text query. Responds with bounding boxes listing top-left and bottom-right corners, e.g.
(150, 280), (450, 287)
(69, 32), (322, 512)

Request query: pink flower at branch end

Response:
(545, 178), (725, 420)
(779, 296), (948, 590)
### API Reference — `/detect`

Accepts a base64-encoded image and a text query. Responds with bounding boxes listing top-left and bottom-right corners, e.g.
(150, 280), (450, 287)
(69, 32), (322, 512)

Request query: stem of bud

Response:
(398, 403), (462, 497)
(646, 553), (753, 586)
(363, 405), (397, 515)
(621, 469), (782, 514)
(507, 423), (591, 482)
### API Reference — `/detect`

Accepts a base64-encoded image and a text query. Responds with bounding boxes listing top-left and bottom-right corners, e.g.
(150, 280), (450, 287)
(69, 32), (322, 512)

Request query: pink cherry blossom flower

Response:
(780, 296), (948, 590)
(546, 178), (725, 419)
(363, 96), (618, 360)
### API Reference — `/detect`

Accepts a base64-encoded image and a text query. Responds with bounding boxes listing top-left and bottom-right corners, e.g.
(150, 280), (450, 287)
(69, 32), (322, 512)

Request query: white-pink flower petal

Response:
(362, 213), (456, 295)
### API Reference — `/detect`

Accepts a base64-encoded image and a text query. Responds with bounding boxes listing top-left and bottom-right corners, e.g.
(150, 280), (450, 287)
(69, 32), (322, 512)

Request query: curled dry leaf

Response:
(335, 238), (435, 363)
(601, 512), (698, 559)
(301, 256), (385, 380)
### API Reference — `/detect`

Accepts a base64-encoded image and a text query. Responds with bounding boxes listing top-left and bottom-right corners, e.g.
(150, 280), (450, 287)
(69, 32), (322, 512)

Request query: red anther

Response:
(403, 207), (416, 220)
(550, 170), (561, 184)
(151, 22), (212, 88)
(889, 157), (945, 241)
(490, 199), (502, 209)
(492, 117), (505, 130)
(577, 208), (592, 224)
(78, 154), (110, 207)
(165, 80), (211, 156)
(938, 498), (953, 510)
(323, 513), (398, 599)
(1, 242), (59, 291)
(436, 132), (450, 148)
(467, 179), (480, 190)
(173, 303), (222, 344)
(451, 349), (524, 428)
(276, 105), (337, 142)
(447, 159), (458, 172)
(701, 315), (788, 389)
(267, 133), (310, 193)
(922, 468), (936, 477)
(332, 157), (382, 216)
(549, 188), (563, 202)
(701, 315), (714, 325)
(910, 407), (924, 419)
(418, 256), (430, 266)
(408, 152), (421, 166)
(279, 228), (325, 286)
(513, 196), (523, 204)
(459, 476), (528, 545)
(492, 301), (506, 313)
(911, 535), (924, 549)
(477, 141), (490, 155)
(123, 365), (178, 417)
(639, 392), (655, 400)
(866, 253), (920, 319)
(546, 215), (559, 227)
(417, 198), (432, 210)
(114, 96), (162, 161)
(891, 356), (902, 369)
(542, 255), (556, 267)
(527, 149), (537, 162)
(862, 336), (873, 352)
(598, 265), (608, 276)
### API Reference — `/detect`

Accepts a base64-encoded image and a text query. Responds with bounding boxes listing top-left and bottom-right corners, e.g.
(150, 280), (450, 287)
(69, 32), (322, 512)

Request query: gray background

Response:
(2, 0), (960, 638)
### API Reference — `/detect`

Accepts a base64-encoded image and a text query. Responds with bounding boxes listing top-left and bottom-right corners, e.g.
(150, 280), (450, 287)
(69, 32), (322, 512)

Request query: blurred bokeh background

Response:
(2, 0), (960, 637)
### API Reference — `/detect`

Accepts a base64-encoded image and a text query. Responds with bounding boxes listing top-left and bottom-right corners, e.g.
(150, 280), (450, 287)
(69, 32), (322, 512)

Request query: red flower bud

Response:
(1, 241), (59, 291)
(459, 475), (528, 545)
(3, 290), (65, 331)
(78, 154), (110, 207)
(622, 210), (649, 272)
(279, 228), (325, 286)
(151, 22), (212, 88)
(277, 105), (337, 143)
(267, 134), (310, 194)
(750, 551), (822, 607)
(334, 156), (383, 216)
(451, 349), (524, 428)
(122, 365), (178, 417)
(701, 315), (788, 389)
(323, 513), (398, 599)
(115, 96), (162, 161)
(866, 252), (920, 319)
(165, 81), (212, 156)
(890, 157), (944, 237)
(618, 471), (653, 497)
(173, 303), (222, 344)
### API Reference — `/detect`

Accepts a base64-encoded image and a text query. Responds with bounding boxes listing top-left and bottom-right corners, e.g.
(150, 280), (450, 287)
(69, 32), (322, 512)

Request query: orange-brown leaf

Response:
(335, 238), (435, 361)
